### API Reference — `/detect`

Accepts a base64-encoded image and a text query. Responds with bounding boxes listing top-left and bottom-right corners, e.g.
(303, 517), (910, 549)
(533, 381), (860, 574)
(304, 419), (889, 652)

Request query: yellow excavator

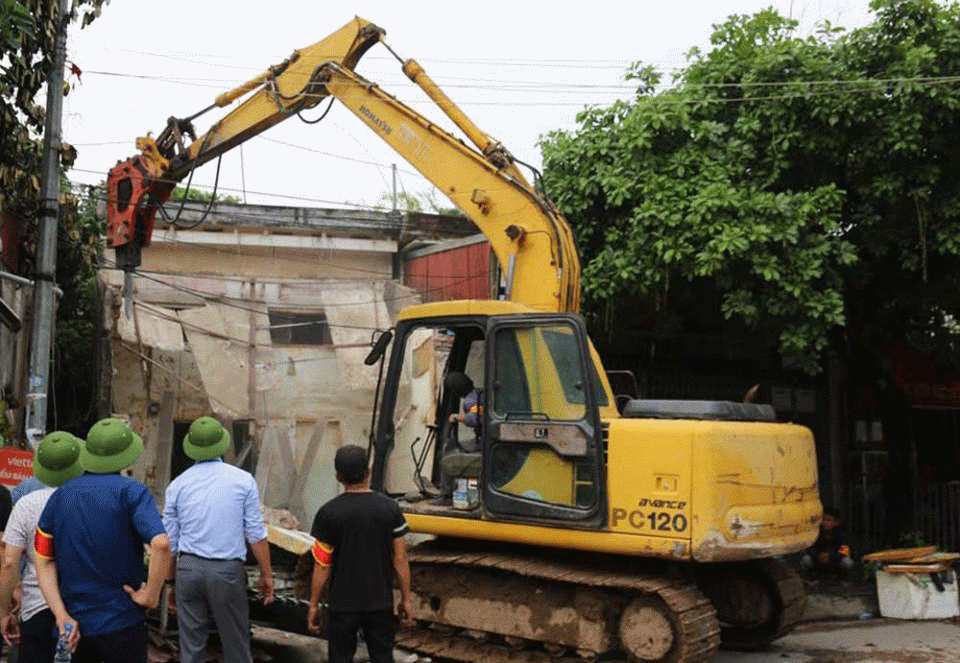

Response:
(106, 17), (821, 663)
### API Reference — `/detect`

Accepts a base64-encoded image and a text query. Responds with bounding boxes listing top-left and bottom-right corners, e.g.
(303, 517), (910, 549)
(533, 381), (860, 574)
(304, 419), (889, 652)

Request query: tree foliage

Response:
(0, 0), (106, 438)
(540, 0), (960, 373)
(50, 182), (104, 434)
(0, 0), (106, 215)
(378, 188), (463, 216)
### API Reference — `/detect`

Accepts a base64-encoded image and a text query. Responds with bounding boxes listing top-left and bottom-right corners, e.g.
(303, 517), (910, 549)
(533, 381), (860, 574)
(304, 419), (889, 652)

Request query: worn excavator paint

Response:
(106, 14), (822, 660)
(405, 417), (819, 562)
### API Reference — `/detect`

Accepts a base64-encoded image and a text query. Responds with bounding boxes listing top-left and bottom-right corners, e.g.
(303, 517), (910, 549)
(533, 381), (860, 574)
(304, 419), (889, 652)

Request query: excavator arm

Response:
(106, 17), (383, 269)
(316, 61), (579, 312)
(106, 17), (580, 313)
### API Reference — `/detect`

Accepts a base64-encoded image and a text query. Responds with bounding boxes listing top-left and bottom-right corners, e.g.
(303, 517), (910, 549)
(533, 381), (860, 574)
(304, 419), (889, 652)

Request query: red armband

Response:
(311, 540), (333, 567)
(34, 527), (54, 560)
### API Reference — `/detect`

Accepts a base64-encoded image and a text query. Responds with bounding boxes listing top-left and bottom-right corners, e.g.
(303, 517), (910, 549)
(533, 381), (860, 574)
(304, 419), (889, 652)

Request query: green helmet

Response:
(183, 417), (230, 461)
(33, 431), (84, 487)
(82, 418), (143, 474)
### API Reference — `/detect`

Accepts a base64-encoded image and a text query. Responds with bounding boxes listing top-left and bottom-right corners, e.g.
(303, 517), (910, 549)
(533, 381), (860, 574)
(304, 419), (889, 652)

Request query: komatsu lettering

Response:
(359, 105), (391, 135)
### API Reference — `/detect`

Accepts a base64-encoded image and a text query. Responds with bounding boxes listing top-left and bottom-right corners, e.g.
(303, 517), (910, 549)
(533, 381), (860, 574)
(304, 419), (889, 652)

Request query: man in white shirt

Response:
(0, 431), (84, 662)
(163, 417), (273, 663)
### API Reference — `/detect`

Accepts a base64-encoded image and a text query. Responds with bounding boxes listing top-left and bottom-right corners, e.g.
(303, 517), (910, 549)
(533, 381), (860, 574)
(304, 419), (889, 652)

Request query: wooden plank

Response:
(862, 546), (938, 562)
(908, 552), (960, 563)
(275, 426), (296, 477)
(155, 391), (175, 488)
(883, 563), (949, 573)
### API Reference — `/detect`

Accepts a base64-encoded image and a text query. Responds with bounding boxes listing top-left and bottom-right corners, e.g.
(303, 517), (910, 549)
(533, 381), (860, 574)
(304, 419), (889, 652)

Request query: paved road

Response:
(716, 618), (960, 663)
(253, 618), (960, 663)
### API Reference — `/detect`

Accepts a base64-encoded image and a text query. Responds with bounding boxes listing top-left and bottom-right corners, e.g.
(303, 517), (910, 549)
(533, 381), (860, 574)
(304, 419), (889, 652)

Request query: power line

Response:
(99, 252), (493, 314)
(113, 47), (639, 70)
(67, 184), (417, 233)
(67, 167), (417, 210)
(73, 69), (640, 106)
(76, 64), (960, 95)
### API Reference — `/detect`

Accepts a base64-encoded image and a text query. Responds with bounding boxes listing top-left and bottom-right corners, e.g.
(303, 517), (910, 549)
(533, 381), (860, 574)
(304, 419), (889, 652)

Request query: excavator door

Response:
(482, 315), (606, 526)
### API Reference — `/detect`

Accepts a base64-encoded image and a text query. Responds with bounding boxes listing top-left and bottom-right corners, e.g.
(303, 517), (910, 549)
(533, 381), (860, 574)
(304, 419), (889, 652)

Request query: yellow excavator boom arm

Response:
(106, 16), (580, 313)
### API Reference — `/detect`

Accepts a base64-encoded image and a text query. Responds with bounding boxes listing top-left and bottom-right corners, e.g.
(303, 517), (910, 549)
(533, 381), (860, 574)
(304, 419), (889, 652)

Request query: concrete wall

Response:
(101, 211), (407, 519)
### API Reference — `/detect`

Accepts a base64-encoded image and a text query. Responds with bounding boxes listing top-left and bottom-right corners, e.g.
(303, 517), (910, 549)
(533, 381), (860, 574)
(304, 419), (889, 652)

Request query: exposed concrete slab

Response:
(804, 591), (879, 621)
(251, 625), (425, 663)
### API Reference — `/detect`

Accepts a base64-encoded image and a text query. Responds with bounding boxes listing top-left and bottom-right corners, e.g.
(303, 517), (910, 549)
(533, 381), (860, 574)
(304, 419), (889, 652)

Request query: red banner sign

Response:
(0, 448), (34, 487)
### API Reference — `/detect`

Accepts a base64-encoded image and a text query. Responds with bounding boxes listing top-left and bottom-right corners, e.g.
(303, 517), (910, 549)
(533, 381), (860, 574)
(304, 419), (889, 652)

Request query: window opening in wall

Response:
(232, 420), (254, 473)
(170, 420), (192, 482)
(268, 310), (332, 346)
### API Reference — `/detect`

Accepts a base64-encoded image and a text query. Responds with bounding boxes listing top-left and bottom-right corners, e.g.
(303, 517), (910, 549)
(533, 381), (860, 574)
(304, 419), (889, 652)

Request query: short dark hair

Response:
(335, 445), (369, 485)
(823, 506), (841, 520)
(445, 372), (474, 398)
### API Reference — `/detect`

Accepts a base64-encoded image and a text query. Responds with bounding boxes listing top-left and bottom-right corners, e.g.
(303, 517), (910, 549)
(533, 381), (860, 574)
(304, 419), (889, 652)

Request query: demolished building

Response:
(98, 201), (491, 524)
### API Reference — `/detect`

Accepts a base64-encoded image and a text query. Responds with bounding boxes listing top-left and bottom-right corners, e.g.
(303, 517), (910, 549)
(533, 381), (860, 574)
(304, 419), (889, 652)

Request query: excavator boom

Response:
(106, 17), (580, 312)
(106, 17), (382, 269)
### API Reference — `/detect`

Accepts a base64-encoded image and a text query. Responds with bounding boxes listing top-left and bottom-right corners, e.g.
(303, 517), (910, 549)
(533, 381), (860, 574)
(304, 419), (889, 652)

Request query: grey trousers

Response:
(176, 554), (253, 663)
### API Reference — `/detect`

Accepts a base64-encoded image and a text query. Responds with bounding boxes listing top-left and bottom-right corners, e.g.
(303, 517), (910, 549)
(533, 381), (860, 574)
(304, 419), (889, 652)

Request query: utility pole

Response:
(392, 163), (398, 211)
(25, 0), (70, 449)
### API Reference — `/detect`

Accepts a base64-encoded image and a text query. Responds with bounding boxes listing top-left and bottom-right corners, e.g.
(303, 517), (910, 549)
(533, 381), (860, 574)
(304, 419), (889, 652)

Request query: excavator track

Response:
(399, 539), (720, 663)
(696, 558), (805, 651)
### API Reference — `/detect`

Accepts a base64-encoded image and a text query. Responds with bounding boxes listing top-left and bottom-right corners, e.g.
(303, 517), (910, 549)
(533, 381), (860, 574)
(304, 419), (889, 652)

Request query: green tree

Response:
(540, 0), (960, 374)
(49, 182), (104, 435)
(0, 0), (106, 214)
(378, 188), (464, 216)
(170, 185), (241, 204)
(0, 1), (106, 440)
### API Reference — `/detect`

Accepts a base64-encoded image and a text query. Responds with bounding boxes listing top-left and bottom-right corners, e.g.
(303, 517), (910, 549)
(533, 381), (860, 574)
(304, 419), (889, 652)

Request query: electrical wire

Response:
(67, 167), (418, 210)
(70, 183), (413, 234)
(76, 66), (960, 96)
(113, 47), (641, 70)
(99, 253), (492, 317)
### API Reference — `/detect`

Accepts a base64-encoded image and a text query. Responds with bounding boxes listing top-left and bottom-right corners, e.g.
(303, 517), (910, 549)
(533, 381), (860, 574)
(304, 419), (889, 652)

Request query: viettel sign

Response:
(0, 448), (34, 487)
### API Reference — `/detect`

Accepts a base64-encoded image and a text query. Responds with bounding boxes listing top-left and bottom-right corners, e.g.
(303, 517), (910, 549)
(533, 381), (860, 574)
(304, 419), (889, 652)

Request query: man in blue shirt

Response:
(35, 418), (170, 663)
(163, 417), (273, 663)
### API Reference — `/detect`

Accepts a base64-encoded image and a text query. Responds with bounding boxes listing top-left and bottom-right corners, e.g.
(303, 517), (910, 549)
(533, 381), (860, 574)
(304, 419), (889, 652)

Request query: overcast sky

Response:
(62, 1), (875, 211)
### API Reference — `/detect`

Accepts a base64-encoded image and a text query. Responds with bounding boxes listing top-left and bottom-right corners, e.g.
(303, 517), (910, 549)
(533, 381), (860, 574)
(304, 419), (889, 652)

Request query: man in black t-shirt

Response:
(307, 445), (412, 663)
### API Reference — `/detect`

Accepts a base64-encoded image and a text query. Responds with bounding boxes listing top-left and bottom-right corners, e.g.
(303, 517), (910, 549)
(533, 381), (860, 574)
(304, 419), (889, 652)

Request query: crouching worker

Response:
(801, 507), (855, 578)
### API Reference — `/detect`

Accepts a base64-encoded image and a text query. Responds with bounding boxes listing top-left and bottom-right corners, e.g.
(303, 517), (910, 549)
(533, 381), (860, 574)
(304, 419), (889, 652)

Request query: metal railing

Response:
(913, 481), (960, 552)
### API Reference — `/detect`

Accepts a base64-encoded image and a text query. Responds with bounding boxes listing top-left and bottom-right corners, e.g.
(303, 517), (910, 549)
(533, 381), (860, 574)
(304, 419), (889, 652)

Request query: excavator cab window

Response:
(373, 315), (603, 528)
(375, 320), (486, 497)
(483, 315), (605, 524)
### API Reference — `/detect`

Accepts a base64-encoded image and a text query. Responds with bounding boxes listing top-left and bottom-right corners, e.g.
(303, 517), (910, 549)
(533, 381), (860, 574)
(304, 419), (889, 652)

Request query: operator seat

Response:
(440, 372), (483, 481)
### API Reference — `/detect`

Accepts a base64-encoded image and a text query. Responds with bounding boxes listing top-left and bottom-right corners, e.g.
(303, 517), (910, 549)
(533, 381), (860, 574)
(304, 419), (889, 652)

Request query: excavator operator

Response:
(436, 372), (483, 502)
(446, 372), (483, 453)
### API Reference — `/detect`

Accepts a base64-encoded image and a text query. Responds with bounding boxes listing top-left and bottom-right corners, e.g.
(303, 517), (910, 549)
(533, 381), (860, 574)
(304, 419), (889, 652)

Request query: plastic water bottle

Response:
(54, 623), (73, 662)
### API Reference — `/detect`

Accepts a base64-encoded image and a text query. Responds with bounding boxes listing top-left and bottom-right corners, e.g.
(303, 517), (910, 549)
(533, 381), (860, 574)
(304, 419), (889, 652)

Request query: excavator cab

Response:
(482, 316), (605, 523)
(371, 306), (607, 529)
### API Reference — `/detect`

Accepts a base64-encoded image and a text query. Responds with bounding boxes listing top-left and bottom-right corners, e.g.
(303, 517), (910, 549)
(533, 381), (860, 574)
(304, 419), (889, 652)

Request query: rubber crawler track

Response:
(400, 540), (721, 663)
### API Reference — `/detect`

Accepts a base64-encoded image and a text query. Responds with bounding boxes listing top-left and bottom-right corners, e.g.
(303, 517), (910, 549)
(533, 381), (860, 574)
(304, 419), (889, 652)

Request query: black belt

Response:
(179, 551), (244, 563)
